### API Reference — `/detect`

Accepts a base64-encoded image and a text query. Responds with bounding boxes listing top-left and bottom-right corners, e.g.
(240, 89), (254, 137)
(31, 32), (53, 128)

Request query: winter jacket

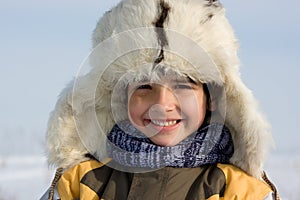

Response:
(42, 159), (276, 200)
(41, 0), (280, 199)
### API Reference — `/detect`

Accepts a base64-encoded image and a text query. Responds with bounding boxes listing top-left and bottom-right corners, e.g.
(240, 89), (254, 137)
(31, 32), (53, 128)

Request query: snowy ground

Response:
(0, 156), (53, 200)
(0, 153), (299, 200)
(264, 153), (300, 200)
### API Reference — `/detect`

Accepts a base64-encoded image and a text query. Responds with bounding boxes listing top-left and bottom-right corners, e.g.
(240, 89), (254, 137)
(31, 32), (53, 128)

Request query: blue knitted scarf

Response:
(107, 122), (234, 168)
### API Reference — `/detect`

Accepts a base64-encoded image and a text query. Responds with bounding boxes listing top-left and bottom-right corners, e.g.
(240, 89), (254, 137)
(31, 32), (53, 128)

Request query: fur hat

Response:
(46, 0), (273, 179)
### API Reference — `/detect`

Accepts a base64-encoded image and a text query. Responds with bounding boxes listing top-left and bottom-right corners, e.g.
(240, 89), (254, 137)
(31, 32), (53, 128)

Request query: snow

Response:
(0, 153), (299, 199)
(264, 153), (300, 200)
(0, 156), (53, 200)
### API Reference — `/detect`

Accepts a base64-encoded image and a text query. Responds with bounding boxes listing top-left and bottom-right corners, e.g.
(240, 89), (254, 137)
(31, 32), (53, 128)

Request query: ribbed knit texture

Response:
(107, 122), (234, 168)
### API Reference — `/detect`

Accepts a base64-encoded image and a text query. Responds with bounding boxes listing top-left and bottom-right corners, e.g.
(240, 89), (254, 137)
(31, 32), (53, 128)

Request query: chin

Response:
(150, 137), (181, 147)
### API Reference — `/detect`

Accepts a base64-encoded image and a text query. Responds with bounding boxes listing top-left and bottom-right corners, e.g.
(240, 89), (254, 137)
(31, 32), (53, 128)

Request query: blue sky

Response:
(1, 0), (299, 155)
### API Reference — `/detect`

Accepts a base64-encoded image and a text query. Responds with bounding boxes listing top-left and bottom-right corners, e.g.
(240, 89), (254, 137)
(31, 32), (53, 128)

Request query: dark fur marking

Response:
(205, 0), (220, 7)
(154, 49), (165, 64)
(201, 13), (214, 24)
(152, 0), (170, 65)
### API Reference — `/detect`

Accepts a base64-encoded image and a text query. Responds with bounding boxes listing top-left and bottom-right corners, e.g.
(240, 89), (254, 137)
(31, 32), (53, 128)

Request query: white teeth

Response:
(151, 120), (178, 127)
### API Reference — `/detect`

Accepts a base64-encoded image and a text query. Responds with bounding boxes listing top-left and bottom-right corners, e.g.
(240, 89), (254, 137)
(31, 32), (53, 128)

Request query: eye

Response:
(136, 84), (152, 90)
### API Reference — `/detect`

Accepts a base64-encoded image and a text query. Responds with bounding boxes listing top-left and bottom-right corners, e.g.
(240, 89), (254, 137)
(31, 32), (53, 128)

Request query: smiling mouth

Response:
(145, 119), (182, 127)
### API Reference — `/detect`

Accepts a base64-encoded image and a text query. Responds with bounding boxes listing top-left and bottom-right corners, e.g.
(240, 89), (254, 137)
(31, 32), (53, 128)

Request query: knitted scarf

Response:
(107, 122), (234, 168)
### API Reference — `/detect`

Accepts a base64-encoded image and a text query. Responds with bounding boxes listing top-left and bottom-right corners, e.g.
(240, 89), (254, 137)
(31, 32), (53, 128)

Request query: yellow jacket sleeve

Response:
(57, 160), (105, 200)
(217, 164), (272, 200)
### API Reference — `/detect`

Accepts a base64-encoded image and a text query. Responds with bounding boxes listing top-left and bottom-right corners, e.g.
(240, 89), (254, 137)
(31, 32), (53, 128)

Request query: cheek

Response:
(128, 96), (145, 125)
(128, 98), (138, 119)
(179, 92), (207, 121)
(197, 93), (207, 120)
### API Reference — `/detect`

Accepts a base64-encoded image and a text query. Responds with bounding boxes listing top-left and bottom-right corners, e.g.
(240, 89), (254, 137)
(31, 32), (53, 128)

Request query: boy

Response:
(41, 0), (279, 199)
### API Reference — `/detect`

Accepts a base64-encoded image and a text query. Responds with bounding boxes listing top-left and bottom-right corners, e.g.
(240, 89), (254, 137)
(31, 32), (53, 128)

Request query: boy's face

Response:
(127, 75), (207, 146)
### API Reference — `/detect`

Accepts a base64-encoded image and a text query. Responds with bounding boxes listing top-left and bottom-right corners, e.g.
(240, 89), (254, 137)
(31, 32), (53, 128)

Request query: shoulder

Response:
(216, 163), (272, 199)
(59, 158), (113, 182)
(61, 159), (109, 178)
(57, 159), (112, 199)
(186, 164), (272, 200)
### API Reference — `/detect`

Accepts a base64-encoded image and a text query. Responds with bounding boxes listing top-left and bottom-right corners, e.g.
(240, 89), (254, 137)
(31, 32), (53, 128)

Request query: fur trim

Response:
(46, 0), (273, 178)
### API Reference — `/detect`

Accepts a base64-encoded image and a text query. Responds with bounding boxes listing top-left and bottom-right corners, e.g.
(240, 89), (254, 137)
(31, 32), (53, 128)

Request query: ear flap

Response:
(224, 76), (273, 178)
(204, 83), (223, 112)
(207, 99), (217, 111)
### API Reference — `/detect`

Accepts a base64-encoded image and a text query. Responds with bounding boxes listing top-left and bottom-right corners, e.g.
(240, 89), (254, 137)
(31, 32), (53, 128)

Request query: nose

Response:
(153, 86), (177, 112)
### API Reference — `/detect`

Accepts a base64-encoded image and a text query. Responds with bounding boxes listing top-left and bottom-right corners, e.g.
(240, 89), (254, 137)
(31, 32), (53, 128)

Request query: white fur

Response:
(46, 0), (273, 178)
